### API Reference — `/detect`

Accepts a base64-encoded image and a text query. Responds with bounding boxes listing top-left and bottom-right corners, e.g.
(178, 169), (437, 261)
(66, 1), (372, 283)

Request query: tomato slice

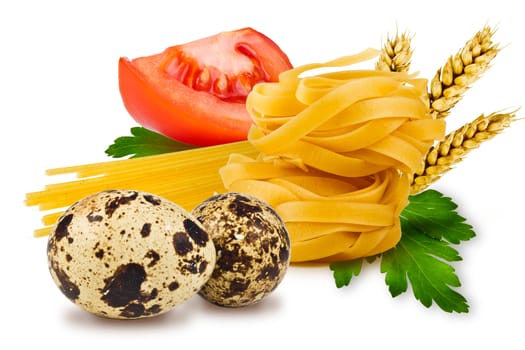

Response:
(118, 28), (292, 146)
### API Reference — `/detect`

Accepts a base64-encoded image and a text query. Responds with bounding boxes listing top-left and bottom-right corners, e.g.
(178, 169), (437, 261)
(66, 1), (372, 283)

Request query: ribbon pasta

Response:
(220, 49), (446, 262)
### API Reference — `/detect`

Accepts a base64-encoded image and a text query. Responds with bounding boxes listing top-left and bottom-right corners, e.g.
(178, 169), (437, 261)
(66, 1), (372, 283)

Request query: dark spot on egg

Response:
(228, 194), (263, 217)
(50, 263), (80, 301)
(227, 278), (250, 296)
(149, 288), (158, 301)
(143, 194), (162, 206)
(279, 244), (289, 263)
(140, 223), (152, 237)
(183, 219), (209, 247)
(144, 250), (160, 267)
(119, 303), (145, 318)
(87, 212), (103, 222)
(216, 244), (253, 274)
(182, 259), (199, 274)
(173, 232), (193, 255)
(256, 255), (280, 281)
(186, 263), (198, 274)
(279, 226), (290, 246)
(168, 281), (180, 291)
(55, 214), (73, 242)
(259, 238), (271, 254)
(95, 249), (104, 259)
(199, 261), (208, 274)
(101, 263), (146, 308)
(146, 304), (162, 315)
(252, 215), (271, 232)
(104, 191), (138, 218)
(245, 230), (260, 244)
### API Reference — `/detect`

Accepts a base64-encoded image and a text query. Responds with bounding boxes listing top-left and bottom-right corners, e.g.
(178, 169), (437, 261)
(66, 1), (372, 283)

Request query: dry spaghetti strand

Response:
(25, 141), (257, 236)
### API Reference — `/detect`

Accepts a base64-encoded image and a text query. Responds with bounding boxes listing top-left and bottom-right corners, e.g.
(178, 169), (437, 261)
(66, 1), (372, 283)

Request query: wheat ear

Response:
(410, 111), (516, 194)
(429, 26), (500, 119)
(376, 31), (413, 73)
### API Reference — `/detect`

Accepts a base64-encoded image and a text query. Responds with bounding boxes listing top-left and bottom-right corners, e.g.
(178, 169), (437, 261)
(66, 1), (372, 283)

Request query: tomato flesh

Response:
(118, 28), (292, 146)
(163, 36), (268, 102)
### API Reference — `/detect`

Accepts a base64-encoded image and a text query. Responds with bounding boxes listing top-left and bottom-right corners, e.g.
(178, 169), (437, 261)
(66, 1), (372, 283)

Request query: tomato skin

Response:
(118, 28), (292, 146)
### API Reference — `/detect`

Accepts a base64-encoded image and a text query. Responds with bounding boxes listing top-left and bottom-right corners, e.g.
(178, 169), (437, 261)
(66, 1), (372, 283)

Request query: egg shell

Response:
(192, 192), (290, 307)
(47, 189), (216, 319)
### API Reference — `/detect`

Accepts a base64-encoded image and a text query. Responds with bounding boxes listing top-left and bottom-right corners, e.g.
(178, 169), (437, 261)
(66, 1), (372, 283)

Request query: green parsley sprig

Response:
(106, 127), (196, 158)
(330, 190), (475, 313)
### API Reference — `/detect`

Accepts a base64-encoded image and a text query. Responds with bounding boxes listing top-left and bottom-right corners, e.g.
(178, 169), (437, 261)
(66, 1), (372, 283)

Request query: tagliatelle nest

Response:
(221, 49), (446, 262)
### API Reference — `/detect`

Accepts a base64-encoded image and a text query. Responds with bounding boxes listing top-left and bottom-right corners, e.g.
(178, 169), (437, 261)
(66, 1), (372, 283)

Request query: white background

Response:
(2, 0), (524, 348)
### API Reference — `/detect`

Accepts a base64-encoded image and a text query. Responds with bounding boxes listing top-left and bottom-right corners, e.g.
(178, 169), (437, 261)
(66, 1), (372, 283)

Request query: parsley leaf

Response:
(381, 232), (468, 312)
(330, 259), (363, 288)
(381, 189), (475, 313)
(105, 127), (196, 158)
(400, 189), (475, 244)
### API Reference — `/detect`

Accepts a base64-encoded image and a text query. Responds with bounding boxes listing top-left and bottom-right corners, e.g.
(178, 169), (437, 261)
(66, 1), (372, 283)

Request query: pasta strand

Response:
(221, 51), (444, 262)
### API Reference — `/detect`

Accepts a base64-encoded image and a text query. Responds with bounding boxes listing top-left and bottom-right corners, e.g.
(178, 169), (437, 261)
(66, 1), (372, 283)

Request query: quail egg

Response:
(192, 192), (290, 307)
(47, 189), (216, 319)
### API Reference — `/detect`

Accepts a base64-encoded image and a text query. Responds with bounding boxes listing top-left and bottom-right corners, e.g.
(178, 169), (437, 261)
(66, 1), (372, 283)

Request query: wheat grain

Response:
(429, 26), (500, 119)
(410, 111), (516, 194)
(376, 31), (413, 73)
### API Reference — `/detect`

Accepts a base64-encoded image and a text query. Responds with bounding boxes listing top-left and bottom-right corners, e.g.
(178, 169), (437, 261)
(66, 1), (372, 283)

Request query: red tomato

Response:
(118, 28), (293, 146)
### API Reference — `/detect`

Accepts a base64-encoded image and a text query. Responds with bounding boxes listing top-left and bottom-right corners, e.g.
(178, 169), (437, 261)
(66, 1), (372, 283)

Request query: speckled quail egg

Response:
(47, 189), (216, 319)
(192, 192), (290, 307)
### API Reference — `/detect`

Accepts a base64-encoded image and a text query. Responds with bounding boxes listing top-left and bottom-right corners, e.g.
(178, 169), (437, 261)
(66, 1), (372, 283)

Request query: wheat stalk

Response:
(410, 111), (516, 194)
(376, 30), (413, 73)
(429, 26), (500, 119)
